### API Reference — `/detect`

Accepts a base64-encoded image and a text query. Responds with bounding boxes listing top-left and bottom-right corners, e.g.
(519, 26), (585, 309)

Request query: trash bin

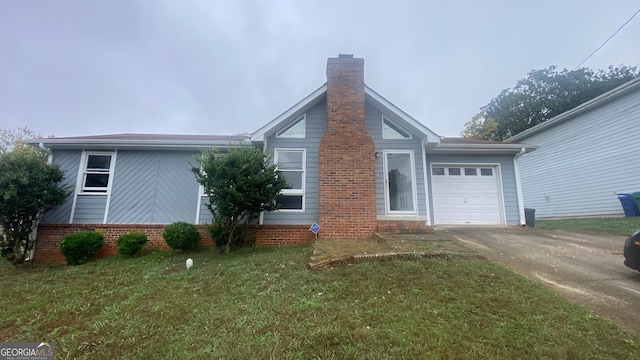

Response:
(525, 208), (535, 227)
(632, 192), (640, 215)
(617, 193), (640, 217)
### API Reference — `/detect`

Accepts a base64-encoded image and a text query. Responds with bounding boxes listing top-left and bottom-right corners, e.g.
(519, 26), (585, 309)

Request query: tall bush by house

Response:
(0, 145), (69, 264)
(59, 231), (104, 265)
(163, 222), (201, 251)
(116, 231), (148, 256)
(192, 145), (287, 253)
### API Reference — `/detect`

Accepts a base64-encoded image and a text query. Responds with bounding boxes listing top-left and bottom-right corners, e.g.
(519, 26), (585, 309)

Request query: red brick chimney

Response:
(318, 54), (377, 239)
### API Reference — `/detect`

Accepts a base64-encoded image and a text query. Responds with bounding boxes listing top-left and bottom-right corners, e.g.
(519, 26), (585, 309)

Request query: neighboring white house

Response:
(506, 77), (640, 218)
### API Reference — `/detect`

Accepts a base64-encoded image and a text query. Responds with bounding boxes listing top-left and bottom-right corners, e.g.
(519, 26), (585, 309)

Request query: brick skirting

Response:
(376, 220), (431, 233)
(32, 221), (429, 263)
(32, 223), (317, 263)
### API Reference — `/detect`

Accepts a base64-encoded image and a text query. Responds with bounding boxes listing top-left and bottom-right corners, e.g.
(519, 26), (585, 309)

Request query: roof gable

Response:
(250, 83), (442, 144)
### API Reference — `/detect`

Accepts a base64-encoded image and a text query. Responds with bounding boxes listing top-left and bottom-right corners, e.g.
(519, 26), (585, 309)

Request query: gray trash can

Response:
(525, 208), (535, 227)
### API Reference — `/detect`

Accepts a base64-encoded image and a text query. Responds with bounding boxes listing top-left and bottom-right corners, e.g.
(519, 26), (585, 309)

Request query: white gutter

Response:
(421, 140), (431, 225)
(39, 142), (53, 165)
(513, 147), (526, 226)
(28, 142), (53, 261)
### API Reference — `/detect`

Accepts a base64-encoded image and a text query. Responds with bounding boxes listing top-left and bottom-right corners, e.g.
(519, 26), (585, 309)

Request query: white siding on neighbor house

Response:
(426, 154), (520, 225)
(263, 98), (326, 225)
(517, 89), (640, 218)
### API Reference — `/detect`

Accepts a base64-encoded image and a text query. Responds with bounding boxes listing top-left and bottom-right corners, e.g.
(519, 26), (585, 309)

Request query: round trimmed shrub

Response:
(59, 231), (104, 265)
(116, 231), (148, 256)
(163, 222), (201, 251)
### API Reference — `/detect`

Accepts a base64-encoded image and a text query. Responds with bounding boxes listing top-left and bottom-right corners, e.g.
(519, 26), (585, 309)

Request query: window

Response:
(464, 168), (477, 176)
(432, 167), (445, 176)
(448, 167), (461, 176)
(275, 149), (305, 210)
(82, 153), (113, 193)
(382, 116), (411, 139)
(277, 114), (305, 138)
(481, 168), (493, 176)
(385, 151), (417, 213)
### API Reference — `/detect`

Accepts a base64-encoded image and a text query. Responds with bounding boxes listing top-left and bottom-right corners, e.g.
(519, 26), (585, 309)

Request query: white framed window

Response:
(277, 114), (306, 138)
(275, 148), (305, 211)
(81, 152), (115, 193)
(382, 115), (411, 139)
(384, 150), (418, 214)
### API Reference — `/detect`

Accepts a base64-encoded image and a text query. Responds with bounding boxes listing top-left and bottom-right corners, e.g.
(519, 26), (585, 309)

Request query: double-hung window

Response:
(82, 153), (113, 193)
(275, 149), (305, 211)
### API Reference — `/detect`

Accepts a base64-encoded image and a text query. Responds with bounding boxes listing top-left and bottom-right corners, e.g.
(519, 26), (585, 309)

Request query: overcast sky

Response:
(1, 1), (639, 138)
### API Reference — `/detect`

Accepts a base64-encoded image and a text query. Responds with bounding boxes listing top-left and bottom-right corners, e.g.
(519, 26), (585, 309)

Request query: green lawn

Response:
(536, 216), (640, 236)
(1, 246), (638, 359)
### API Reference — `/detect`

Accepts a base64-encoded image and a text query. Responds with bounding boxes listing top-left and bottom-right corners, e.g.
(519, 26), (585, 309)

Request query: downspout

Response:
(39, 142), (53, 165)
(28, 143), (53, 261)
(513, 147), (526, 226)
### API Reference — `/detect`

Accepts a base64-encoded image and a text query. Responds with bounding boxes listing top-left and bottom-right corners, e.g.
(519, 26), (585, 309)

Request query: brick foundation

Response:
(32, 223), (315, 263)
(376, 220), (431, 233)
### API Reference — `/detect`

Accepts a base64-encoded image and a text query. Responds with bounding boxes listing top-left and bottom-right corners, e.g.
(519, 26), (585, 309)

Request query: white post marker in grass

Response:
(186, 258), (193, 269)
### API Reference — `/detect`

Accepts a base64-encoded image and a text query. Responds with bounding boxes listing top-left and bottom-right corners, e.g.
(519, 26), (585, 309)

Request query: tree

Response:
(462, 65), (639, 141)
(0, 126), (46, 154)
(0, 147), (69, 264)
(192, 145), (288, 253)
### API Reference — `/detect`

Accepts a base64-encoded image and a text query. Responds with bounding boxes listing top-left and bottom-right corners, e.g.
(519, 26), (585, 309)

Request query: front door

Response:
(384, 151), (417, 214)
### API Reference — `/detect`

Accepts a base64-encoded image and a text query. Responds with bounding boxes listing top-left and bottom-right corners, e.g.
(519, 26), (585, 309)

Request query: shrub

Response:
(116, 231), (148, 256)
(59, 231), (104, 265)
(209, 218), (249, 253)
(163, 222), (201, 251)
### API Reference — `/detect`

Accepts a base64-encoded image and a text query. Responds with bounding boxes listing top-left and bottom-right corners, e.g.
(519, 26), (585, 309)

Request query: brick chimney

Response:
(318, 55), (377, 239)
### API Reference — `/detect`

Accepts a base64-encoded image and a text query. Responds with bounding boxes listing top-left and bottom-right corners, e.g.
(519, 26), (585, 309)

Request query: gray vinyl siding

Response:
(426, 153), (520, 225)
(366, 102), (428, 217)
(72, 195), (107, 223)
(42, 150), (81, 223)
(517, 88), (640, 218)
(199, 196), (213, 224)
(263, 98), (326, 225)
(108, 151), (200, 224)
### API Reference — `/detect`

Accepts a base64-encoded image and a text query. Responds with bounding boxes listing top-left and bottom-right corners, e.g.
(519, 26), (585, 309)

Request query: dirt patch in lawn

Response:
(309, 231), (478, 268)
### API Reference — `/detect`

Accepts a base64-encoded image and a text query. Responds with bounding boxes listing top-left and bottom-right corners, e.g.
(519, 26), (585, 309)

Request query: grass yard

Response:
(1, 246), (639, 359)
(536, 216), (640, 236)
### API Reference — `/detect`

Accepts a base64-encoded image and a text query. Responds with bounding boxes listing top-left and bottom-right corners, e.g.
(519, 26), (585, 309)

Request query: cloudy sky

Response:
(1, 1), (639, 138)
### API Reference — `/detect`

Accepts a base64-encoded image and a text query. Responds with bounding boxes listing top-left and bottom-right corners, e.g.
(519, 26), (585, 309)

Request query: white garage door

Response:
(431, 165), (503, 225)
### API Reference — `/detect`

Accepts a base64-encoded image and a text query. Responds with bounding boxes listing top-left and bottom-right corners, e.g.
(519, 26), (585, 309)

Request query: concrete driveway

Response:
(439, 226), (640, 335)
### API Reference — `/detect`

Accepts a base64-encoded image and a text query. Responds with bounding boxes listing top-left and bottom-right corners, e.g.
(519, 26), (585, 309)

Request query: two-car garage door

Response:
(431, 165), (504, 225)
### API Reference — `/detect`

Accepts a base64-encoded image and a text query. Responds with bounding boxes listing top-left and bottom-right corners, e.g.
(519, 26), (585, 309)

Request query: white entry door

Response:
(431, 165), (503, 225)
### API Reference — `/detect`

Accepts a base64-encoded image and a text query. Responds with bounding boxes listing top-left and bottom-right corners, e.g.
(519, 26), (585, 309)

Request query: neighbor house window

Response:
(82, 153), (114, 193)
(275, 149), (305, 210)
(277, 114), (305, 138)
(382, 115), (411, 139)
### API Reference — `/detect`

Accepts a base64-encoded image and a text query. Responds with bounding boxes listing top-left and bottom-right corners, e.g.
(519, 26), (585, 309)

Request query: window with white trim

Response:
(275, 149), (305, 210)
(382, 115), (411, 139)
(82, 153), (113, 193)
(277, 114), (305, 138)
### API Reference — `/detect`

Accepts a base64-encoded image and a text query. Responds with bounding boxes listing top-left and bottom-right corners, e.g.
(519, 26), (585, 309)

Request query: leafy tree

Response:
(192, 145), (287, 253)
(0, 147), (69, 264)
(0, 126), (46, 154)
(462, 65), (639, 140)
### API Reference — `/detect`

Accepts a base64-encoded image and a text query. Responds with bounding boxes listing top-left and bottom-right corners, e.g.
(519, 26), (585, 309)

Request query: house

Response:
(506, 77), (640, 218)
(27, 55), (536, 261)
